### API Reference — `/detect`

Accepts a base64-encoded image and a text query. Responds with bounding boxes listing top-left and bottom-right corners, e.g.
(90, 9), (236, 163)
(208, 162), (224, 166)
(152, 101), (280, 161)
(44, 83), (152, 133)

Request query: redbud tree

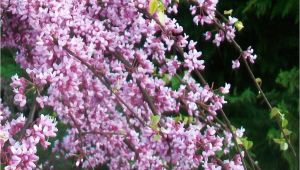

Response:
(0, 0), (296, 170)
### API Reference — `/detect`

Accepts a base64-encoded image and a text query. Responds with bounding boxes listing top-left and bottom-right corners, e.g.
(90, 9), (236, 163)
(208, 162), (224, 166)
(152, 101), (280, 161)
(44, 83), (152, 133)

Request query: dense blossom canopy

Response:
(0, 0), (256, 169)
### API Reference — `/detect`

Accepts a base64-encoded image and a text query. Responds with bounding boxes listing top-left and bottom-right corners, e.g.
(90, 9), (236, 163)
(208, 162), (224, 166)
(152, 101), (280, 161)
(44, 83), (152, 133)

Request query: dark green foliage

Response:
(276, 68), (299, 94)
(0, 48), (24, 78)
(242, 0), (299, 22)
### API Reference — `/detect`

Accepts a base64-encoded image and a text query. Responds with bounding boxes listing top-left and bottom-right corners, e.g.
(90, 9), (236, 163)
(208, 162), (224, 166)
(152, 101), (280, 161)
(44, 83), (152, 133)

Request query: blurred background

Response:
(1, 0), (299, 169)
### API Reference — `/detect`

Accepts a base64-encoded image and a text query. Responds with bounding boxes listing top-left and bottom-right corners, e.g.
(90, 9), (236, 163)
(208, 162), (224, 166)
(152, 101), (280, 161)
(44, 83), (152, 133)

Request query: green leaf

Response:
(234, 21), (244, 31)
(241, 138), (253, 150)
(157, 1), (165, 13)
(150, 115), (160, 131)
(150, 115), (160, 125)
(162, 74), (170, 84)
(224, 9), (233, 15)
(152, 134), (161, 141)
(149, 0), (159, 15)
(231, 125), (237, 132)
(171, 76), (180, 90)
(270, 107), (280, 119)
(280, 142), (288, 151)
(236, 137), (242, 145)
(128, 160), (135, 166)
(273, 138), (285, 144)
(157, 11), (165, 25)
(216, 150), (224, 157)
(174, 114), (182, 122)
(281, 119), (288, 128)
(246, 140), (253, 150)
(183, 116), (189, 124)
(282, 128), (292, 136)
(150, 125), (160, 131)
(188, 116), (194, 124)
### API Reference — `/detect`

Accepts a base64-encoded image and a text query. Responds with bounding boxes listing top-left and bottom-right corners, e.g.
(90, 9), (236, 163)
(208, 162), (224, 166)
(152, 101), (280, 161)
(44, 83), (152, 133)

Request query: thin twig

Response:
(136, 79), (159, 115)
(242, 145), (260, 170)
(17, 98), (38, 140)
(67, 111), (94, 169)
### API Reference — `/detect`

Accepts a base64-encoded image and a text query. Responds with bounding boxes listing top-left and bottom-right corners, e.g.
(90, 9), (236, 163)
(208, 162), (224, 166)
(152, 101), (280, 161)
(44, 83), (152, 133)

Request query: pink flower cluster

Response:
(232, 46), (257, 69)
(243, 46), (257, 63)
(190, 0), (219, 25)
(0, 100), (11, 149)
(184, 43), (205, 72)
(203, 18), (237, 47)
(1, 0), (246, 169)
(10, 75), (27, 107)
(0, 101), (57, 170)
(190, 1), (258, 70)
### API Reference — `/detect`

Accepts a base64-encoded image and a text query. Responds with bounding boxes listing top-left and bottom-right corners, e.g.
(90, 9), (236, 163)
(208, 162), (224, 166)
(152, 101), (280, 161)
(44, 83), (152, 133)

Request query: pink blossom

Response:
(36, 96), (48, 108)
(220, 83), (231, 94)
(236, 127), (245, 138)
(232, 59), (241, 69)
(225, 25), (236, 41)
(204, 31), (212, 41)
(228, 16), (238, 25)
(3, 114), (57, 169)
(166, 57), (181, 76)
(167, 4), (178, 14)
(213, 32), (224, 46)
(10, 75), (26, 89)
(10, 75), (28, 107)
(243, 46), (257, 63)
(190, 0), (218, 25)
(13, 93), (26, 108)
(184, 49), (205, 72)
